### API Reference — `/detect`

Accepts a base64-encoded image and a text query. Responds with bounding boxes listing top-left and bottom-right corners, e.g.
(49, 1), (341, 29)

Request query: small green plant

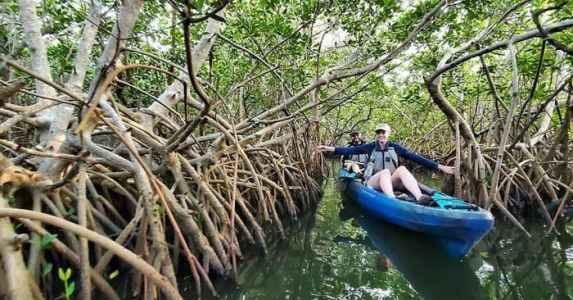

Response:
(58, 268), (75, 300)
(40, 233), (57, 250)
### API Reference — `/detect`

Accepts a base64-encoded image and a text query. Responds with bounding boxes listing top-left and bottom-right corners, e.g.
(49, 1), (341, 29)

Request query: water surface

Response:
(202, 177), (573, 299)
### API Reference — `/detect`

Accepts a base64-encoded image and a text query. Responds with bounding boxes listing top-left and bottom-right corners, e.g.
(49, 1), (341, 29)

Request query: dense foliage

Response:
(0, 0), (572, 299)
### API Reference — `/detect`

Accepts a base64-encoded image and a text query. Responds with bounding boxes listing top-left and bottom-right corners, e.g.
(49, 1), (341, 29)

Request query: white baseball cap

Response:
(374, 123), (391, 132)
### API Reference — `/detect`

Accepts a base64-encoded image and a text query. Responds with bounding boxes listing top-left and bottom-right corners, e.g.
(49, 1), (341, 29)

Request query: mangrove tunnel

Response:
(0, 0), (572, 299)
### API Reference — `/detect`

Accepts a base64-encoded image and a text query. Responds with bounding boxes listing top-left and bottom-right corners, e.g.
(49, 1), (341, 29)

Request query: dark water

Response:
(202, 177), (573, 300)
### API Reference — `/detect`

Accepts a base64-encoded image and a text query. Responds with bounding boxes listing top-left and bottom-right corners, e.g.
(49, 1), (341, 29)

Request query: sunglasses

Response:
(375, 129), (387, 134)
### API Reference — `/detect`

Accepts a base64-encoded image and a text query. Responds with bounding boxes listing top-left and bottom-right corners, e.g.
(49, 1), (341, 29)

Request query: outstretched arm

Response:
(316, 145), (335, 152)
(393, 143), (454, 174)
(392, 142), (438, 170)
(437, 164), (455, 174)
(316, 143), (373, 155)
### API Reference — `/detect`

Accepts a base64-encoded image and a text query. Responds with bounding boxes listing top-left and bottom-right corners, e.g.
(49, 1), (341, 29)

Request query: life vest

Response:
(346, 142), (368, 164)
(349, 150), (368, 164)
(364, 143), (399, 179)
(350, 153), (368, 164)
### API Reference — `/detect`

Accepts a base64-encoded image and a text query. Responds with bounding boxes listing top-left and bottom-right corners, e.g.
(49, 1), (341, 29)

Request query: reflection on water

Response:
(345, 204), (487, 300)
(196, 178), (573, 300)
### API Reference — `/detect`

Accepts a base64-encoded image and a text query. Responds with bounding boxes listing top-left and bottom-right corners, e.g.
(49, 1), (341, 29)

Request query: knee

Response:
(396, 166), (409, 174)
(377, 169), (391, 177)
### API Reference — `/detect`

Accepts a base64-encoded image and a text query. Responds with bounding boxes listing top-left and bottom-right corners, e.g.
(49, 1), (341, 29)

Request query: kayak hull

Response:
(339, 170), (494, 258)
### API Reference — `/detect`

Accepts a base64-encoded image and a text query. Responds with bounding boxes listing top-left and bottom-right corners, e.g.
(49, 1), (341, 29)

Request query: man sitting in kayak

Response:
(317, 123), (454, 204)
(343, 131), (368, 175)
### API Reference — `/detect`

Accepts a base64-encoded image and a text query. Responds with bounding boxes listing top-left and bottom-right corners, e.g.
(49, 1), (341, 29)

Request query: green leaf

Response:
(109, 270), (120, 280)
(7, 195), (15, 206)
(195, 0), (205, 11)
(65, 281), (76, 297)
(64, 268), (72, 281)
(40, 234), (58, 250)
(42, 263), (53, 277)
(58, 268), (66, 281)
(65, 207), (75, 217)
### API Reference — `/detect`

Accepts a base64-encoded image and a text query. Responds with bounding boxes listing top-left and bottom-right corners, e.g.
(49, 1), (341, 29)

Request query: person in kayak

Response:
(343, 131), (368, 174)
(317, 123), (454, 204)
(347, 131), (365, 147)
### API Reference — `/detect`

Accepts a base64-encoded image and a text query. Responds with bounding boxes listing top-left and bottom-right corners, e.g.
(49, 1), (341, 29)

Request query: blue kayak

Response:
(339, 168), (494, 258)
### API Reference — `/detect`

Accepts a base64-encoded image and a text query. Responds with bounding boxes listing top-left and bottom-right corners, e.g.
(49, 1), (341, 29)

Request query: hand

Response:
(316, 145), (335, 152)
(438, 164), (455, 175)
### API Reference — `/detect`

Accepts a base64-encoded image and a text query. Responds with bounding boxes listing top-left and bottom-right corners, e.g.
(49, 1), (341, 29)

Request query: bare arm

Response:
(316, 145), (335, 152)
(438, 164), (455, 175)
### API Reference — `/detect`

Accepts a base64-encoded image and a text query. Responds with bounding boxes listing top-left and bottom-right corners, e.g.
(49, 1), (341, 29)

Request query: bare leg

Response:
(351, 163), (362, 174)
(391, 166), (423, 200)
(367, 169), (393, 197)
(344, 161), (352, 171)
